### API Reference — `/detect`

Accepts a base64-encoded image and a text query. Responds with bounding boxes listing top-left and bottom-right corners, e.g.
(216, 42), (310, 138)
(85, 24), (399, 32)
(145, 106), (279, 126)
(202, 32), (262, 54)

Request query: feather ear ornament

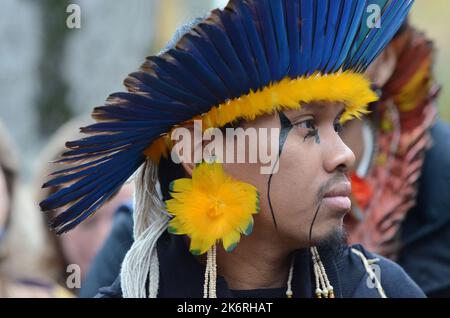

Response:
(166, 161), (259, 256)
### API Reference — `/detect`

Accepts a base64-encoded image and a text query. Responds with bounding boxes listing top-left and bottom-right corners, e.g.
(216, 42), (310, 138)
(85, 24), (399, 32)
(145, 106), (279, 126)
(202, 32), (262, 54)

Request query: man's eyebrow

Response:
(287, 102), (346, 122)
(285, 103), (321, 122)
(299, 102), (316, 111)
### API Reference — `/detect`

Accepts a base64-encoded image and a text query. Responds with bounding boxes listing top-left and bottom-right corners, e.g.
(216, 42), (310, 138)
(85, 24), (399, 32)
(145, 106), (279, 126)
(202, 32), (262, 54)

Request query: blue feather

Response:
(352, 0), (391, 53)
(124, 77), (172, 102)
(42, 150), (142, 210)
(324, 0), (354, 73)
(165, 49), (229, 102)
(80, 121), (179, 133)
(285, 0), (301, 77)
(230, 0), (271, 87)
(141, 60), (213, 109)
(250, 0), (281, 81)
(219, 7), (260, 90)
(91, 105), (187, 122)
(177, 31), (239, 99)
(330, 0), (366, 72)
(268, 0), (290, 78)
(50, 157), (141, 233)
(299, 0), (314, 75)
(107, 92), (199, 117)
(319, 0), (343, 70)
(61, 142), (152, 159)
(356, 0), (414, 70)
(149, 55), (218, 106)
(344, 0), (397, 69)
(310, 0), (329, 71)
(65, 130), (154, 148)
(49, 154), (118, 176)
(198, 16), (250, 96)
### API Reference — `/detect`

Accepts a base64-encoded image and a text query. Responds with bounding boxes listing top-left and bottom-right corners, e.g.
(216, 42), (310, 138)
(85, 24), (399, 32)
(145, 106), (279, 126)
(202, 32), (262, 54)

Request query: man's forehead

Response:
(285, 101), (346, 117)
(242, 101), (346, 129)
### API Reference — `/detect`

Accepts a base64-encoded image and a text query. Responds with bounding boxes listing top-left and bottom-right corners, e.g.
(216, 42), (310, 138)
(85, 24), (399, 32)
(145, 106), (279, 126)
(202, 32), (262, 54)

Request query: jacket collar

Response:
(155, 231), (372, 298)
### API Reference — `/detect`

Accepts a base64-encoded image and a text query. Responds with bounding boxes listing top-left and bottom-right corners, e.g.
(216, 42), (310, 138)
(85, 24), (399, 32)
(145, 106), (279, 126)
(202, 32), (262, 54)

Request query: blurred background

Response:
(0, 0), (448, 297)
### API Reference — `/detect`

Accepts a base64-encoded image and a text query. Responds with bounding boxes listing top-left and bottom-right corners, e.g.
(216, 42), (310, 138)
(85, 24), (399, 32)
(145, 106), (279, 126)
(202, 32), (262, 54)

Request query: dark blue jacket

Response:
(79, 202), (134, 298)
(96, 230), (424, 298)
(398, 120), (450, 297)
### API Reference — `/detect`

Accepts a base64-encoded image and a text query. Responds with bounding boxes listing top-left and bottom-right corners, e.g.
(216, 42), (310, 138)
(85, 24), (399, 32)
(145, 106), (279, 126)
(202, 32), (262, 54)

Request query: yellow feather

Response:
(144, 72), (377, 162)
(165, 162), (259, 255)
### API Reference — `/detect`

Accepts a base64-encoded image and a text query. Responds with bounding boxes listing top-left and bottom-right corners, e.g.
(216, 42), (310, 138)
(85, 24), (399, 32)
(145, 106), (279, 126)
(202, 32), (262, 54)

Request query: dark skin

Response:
(181, 101), (355, 290)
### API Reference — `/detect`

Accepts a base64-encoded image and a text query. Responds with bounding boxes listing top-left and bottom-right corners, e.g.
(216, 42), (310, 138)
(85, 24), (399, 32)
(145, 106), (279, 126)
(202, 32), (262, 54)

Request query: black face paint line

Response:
(278, 112), (294, 155)
(308, 202), (322, 246)
(304, 128), (320, 144)
(267, 112), (294, 230)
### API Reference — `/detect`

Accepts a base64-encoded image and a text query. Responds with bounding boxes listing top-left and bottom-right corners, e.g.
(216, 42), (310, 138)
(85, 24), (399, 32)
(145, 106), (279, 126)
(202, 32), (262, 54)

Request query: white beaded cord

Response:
(121, 160), (169, 298)
(203, 245), (217, 298)
(285, 256), (295, 298)
(351, 248), (387, 298)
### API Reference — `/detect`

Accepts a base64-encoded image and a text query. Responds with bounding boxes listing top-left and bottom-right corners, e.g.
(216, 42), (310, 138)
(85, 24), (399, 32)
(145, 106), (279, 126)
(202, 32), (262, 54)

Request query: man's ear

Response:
(181, 161), (195, 178)
(171, 122), (221, 177)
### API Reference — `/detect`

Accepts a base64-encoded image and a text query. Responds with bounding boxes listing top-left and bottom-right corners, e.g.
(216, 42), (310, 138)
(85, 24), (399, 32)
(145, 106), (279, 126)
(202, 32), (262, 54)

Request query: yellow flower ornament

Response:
(165, 161), (260, 255)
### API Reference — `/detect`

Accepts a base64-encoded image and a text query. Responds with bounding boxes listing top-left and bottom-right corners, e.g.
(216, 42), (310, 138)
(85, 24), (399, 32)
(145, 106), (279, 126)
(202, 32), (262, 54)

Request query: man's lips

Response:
(322, 182), (352, 211)
(323, 182), (352, 198)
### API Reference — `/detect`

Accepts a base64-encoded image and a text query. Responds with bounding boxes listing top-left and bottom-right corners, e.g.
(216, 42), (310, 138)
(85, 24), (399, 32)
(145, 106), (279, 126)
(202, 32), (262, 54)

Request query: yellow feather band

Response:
(144, 71), (378, 163)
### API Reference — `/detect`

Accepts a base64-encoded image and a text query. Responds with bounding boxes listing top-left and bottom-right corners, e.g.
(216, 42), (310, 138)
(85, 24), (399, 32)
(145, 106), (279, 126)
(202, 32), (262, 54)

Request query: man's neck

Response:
(215, 234), (298, 291)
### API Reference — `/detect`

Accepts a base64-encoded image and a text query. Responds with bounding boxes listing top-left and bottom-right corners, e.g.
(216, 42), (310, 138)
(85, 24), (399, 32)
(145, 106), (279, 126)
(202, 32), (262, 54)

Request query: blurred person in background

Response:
(78, 200), (134, 298)
(343, 21), (450, 297)
(0, 120), (71, 297)
(33, 116), (134, 295)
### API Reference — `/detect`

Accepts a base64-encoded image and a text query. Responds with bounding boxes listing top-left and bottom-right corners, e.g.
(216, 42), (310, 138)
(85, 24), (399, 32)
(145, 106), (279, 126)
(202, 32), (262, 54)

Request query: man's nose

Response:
(322, 131), (356, 174)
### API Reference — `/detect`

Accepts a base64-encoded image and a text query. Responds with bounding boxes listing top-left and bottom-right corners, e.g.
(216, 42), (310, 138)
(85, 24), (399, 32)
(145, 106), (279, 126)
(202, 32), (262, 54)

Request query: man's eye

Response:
(296, 119), (316, 130)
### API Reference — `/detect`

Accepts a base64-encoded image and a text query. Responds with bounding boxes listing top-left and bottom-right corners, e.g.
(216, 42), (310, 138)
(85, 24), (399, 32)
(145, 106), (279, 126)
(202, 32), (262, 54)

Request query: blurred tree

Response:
(35, 0), (73, 138)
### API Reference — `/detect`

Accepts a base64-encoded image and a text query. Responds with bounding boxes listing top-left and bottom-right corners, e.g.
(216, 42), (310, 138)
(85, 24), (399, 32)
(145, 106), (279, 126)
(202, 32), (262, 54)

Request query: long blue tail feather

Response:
(230, 0), (271, 86)
(199, 17), (251, 96)
(299, 0), (314, 75)
(319, 0), (343, 71)
(268, 0), (290, 79)
(285, 0), (301, 77)
(310, 0), (328, 71)
(220, 7), (261, 90)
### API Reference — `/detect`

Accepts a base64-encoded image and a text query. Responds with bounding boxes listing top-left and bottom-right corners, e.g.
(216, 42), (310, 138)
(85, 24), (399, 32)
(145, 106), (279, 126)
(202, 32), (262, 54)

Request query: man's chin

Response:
(313, 226), (347, 249)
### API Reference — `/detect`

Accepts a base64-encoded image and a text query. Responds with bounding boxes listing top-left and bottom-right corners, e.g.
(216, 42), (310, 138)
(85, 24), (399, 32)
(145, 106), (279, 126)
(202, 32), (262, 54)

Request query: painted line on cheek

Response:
(309, 202), (322, 245)
(267, 112), (294, 230)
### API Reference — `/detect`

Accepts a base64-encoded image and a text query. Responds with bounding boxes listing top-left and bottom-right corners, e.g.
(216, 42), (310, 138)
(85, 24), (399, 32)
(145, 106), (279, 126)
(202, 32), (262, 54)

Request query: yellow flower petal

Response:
(222, 230), (241, 252)
(170, 178), (192, 193)
(165, 161), (259, 255)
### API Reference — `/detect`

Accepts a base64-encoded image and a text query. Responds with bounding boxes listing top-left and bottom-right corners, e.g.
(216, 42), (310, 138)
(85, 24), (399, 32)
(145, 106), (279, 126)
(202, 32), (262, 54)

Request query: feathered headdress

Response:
(40, 0), (413, 233)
